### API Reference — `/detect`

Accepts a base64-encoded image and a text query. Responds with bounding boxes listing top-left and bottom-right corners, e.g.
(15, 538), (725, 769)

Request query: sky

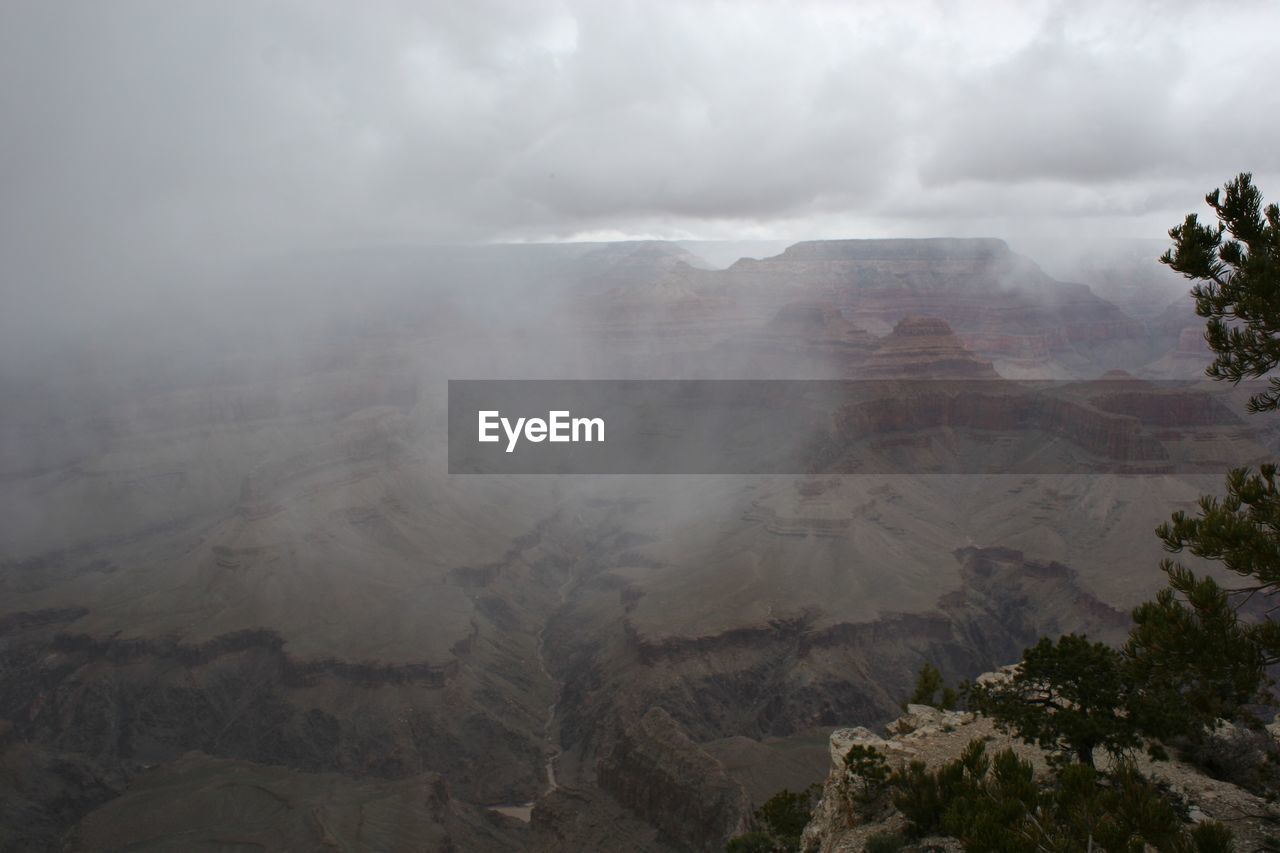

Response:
(2, 0), (1279, 295)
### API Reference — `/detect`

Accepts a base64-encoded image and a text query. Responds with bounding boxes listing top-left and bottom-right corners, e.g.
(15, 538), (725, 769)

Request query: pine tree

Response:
(905, 662), (957, 710)
(970, 634), (1141, 767)
(1161, 172), (1280, 412)
(1125, 562), (1264, 738)
(1126, 173), (1280, 736)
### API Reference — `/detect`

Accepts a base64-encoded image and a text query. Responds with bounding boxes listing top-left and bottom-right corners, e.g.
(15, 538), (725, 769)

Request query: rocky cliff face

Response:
(548, 545), (1130, 827)
(597, 707), (749, 852)
(684, 239), (1145, 369)
(0, 607), (544, 844)
(570, 238), (1153, 379)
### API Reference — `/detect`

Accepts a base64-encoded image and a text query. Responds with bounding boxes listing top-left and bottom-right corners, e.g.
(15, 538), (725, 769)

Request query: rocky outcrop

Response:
(802, 693), (1280, 852)
(597, 707), (749, 851)
(861, 317), (999, 379)
(801, 705), (1031, 853)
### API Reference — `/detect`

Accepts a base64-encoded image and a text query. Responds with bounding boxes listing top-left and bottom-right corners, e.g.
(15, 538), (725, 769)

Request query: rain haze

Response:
(4, 2), (1280, 851)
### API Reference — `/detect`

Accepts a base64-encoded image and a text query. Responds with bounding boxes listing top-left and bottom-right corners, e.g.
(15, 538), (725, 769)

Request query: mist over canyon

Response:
(1, 236), (1255, 851)
(6, 1), (1279, 847)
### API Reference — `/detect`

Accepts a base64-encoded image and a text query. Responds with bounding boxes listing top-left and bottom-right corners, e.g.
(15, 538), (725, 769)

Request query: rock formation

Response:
(860, 317), (999, 379)
(566, 238), (1156, 379)
(802, 693), (1280, 852)
(597, 707), (749, 851)
(675, 239), (1145, 373)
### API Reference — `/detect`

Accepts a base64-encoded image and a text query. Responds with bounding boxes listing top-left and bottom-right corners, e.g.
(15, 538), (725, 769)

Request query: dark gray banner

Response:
(447, 379), (1275, 475)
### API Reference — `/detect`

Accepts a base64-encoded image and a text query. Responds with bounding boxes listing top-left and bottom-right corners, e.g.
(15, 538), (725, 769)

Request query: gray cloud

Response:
(2, 0), (1279, 295)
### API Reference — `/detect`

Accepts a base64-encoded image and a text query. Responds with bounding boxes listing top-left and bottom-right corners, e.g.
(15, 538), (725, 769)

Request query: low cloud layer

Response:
(2, 0), (1278, 293)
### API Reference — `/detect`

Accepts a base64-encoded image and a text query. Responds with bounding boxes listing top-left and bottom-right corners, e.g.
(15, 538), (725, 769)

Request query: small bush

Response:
(888, 759), (944, 835)
(906, 662), (957, 710)
(844, 744), (890, 805)
(726, 784), (822, 853)
(1191, 821), (1237, 853)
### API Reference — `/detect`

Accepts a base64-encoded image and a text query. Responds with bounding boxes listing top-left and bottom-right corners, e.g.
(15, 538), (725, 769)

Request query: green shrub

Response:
(888, 759), (944, 835)
(844, 744), (890, 806)
(725, 784), (822, 853)
(1190, 821), (1236, 853)
(890, 738), (988, 837)
(906, 662), (958, 710)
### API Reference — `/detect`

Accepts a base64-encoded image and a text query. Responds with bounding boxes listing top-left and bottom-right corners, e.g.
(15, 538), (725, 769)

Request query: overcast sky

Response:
(3, 0), (1279, 291)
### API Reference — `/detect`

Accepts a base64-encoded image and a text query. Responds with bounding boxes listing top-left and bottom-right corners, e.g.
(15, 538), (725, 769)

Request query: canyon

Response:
(0, 239), (1260, 851)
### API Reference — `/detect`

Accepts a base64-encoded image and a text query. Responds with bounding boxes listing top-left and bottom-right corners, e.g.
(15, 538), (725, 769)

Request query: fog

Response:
(2, 0), (1277, 545)
(4, 1), (1280, 360)
(7, 5), (1280, 847)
